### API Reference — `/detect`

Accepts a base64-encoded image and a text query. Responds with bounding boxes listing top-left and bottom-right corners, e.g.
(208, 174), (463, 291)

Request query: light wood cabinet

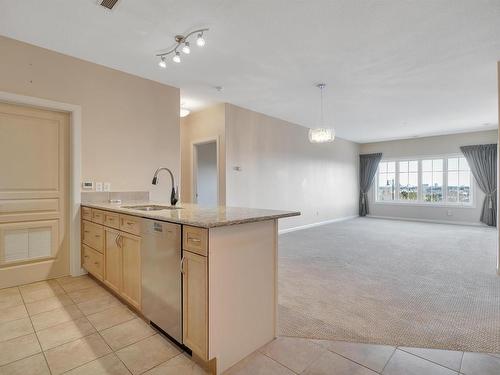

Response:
(104, 211), (120, 229)
(104, 227), (122, 294)
(82, 220), (104, 253)
(183, 226), (208, 256)
(182, 250), (208, 360)
(119, 214), (141, 236)
(82, 244), (103, 281)
(81, 207), (142, 310)
(82, 207), (92, 221)
(120, 232), (141, 309)
(91, 209), (105, 224)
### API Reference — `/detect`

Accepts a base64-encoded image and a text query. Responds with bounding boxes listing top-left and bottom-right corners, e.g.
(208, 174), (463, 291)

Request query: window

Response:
(377, 161), (395, 201)
(422, 159), (443, 202)
(447, 157), (471, 203)
(375, 155), (473, 206)
(398, 160), (418, 201)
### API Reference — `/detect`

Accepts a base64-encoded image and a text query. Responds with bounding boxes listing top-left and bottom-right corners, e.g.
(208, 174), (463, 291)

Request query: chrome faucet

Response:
(152, 167), (179, 206)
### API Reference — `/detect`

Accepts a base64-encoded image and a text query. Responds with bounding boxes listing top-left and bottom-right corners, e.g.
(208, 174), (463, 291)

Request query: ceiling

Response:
(0, 0), (499, 143)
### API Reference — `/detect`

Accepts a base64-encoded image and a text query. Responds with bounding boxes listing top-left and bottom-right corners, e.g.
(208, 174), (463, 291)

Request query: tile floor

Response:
(0, 276), (499, 375)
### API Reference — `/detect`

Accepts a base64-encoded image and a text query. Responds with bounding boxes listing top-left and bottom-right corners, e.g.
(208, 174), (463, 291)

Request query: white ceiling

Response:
(1, 0), (499, 143)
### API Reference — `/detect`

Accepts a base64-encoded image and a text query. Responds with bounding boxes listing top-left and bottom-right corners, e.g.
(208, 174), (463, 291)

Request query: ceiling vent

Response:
(100, 0), (119, 10)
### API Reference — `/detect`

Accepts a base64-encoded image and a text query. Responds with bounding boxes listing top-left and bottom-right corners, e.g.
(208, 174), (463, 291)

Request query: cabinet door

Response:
(104, 227), (122, 294)
(121, 233), (141, 310)
(182, 251), (208, 359)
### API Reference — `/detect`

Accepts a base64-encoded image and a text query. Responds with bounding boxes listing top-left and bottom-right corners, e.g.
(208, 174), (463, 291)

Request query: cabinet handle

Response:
(95, 234), (100, 238)
(114, 234), (120, 247)
(84, 255), (89, 258)
(94, 262), (99, 266)
(126, 221), (134, 226)
(84, 230), (90, 234)
(180, 256), (185, 274)
(188, 237), (201, 243)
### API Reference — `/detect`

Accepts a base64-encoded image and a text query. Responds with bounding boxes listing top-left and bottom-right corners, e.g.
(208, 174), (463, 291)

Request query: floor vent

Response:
(100, 0), (119, 10)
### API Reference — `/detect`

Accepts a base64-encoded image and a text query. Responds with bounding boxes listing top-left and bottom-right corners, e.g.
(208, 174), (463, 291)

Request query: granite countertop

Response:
(82, 201), (300, 228)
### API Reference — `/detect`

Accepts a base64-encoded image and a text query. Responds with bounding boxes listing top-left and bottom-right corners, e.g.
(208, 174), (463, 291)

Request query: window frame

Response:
(374, 154), (475, 208)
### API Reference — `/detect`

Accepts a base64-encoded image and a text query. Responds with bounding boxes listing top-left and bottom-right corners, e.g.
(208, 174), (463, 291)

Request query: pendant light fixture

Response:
(308, 83), (335, 143)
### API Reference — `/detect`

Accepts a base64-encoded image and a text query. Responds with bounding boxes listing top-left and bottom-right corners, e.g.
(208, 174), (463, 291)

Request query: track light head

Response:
(196, 33), (206, 47)
(172, 51), (181, 63)
(158, 56), (167, 68)
(182, 42), (191, 54)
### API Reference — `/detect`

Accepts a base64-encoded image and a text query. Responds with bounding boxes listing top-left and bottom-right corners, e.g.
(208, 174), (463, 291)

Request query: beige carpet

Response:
(278, 217), (500, 353)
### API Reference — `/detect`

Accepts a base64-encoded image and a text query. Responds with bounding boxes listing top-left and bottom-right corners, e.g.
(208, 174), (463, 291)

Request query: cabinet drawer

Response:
(119, 214), (141, 236)
(183, 226), (208, 256)
(82, 244), (103, 280)
(82, 220), (104, 253)
(91, 209), (105, 224)
(81, 207), (92, 221)
(104, 212), (120, 229)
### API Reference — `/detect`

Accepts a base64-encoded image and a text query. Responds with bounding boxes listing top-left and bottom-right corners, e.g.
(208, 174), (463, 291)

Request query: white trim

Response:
(191, 136), (220, 205)
(366, 215), (490, 227)
(373, 201), (477, 209)
(278, 215), (358, 235)
(0, 91), (84, 277)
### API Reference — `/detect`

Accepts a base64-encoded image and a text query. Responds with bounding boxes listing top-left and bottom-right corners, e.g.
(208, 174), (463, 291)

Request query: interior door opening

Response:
(193, 140), (218, 207)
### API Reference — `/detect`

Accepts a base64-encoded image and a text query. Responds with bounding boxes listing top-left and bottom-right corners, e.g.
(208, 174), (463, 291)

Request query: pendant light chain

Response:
(320, 85), (324, 127)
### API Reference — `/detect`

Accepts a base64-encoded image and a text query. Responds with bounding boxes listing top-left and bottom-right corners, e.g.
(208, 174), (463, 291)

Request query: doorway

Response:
(193, 140), (218, 207)
(0, 102), (70, 288)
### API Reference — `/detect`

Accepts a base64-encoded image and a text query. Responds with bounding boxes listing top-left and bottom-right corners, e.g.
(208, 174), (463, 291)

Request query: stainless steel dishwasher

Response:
(141, 218), (182, 344)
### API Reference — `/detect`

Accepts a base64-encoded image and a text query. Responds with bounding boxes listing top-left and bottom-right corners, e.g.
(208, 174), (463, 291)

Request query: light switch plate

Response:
(103, 182), (111, 192)
(95, 182), (103, 192)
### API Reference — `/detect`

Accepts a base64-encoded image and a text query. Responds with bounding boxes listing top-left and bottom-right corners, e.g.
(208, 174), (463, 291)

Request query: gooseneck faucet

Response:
(152, 167), (179, 206)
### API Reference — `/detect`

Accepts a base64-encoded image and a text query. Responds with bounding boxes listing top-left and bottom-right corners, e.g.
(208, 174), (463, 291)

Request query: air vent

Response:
(100, 0), (119, 10)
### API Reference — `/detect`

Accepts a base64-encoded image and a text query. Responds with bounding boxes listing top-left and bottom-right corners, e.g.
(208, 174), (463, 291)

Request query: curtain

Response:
(359, 153), (383, 216)
(460, 144), (497, 227)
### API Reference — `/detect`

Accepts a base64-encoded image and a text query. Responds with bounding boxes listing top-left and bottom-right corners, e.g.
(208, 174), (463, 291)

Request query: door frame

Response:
(191, 137), (219, 205)
(0, 91), (83, 277)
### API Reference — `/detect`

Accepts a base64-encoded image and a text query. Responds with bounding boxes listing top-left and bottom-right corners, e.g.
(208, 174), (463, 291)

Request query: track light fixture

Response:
(156, 28), (208, 68)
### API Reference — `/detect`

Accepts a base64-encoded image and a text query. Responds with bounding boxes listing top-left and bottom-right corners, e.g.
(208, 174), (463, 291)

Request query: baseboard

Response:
(279, 215), (358, 234)
(366, 215), (488, 227)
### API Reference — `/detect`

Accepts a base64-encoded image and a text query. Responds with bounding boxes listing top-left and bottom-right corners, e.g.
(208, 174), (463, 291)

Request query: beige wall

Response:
(180, 104), (226, 204)
(225, 104), (360, 231)
(360, 130), (498, 224)
(0, 36), (180, 201)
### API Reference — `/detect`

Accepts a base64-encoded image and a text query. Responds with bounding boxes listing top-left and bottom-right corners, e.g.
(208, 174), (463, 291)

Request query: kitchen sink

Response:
(122, 205), (183, 211)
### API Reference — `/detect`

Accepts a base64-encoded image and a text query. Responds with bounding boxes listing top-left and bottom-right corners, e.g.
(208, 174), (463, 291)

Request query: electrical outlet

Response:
(95, 182), (103, 192)
(103, 182), (111, 192)
(447, 209), (453, 216)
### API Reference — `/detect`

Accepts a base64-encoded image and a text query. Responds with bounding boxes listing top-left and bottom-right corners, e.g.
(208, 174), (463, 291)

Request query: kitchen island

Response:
(80, 202), (299, 374)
